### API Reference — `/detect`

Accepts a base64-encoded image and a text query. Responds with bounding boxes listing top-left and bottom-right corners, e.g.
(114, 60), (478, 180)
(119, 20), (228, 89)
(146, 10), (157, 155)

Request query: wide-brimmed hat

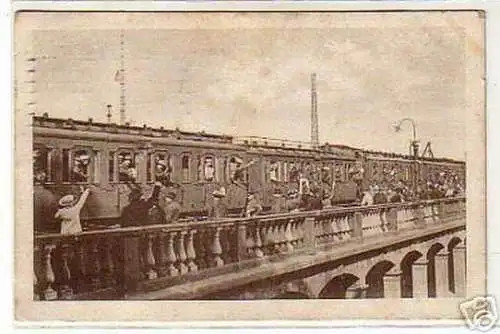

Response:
(58, 195), (75, 207)
(212, 187), (226, 198)
(321, 166), (330, 171)
(234, 157), (243, 164)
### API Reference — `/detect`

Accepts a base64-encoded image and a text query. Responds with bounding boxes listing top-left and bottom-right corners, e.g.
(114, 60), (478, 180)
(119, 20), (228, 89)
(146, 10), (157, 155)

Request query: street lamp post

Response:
(393, 117), (420, 197)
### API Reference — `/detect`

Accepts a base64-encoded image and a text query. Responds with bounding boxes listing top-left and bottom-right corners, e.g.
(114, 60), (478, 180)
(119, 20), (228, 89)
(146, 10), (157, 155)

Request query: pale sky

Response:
(30, 25), (466, 159)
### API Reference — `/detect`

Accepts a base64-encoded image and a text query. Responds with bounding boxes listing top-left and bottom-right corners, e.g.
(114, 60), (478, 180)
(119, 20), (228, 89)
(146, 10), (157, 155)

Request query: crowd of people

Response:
(33, 154), (465, 236)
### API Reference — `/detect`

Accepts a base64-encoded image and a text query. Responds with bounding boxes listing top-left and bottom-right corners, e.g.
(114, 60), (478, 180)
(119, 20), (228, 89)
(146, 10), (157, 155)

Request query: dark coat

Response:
(373, 192), (388, 205)
(121, 185), (161, 227)
(164, 200), (182, 223)
(33, 186), (59, 234)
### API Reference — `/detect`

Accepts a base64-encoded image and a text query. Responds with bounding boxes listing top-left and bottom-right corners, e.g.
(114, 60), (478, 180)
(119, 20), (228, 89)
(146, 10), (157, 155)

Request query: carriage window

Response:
(181, 155), (190, 183)
(108, 151), (115, 182)
(228, 157), (244, 182)
(199, 156), (215, 182)
(70, 150), (92, 183)
(289, 162), (299, 183)
(269, 160), (279, 182)
(118, 151), (137, 182)
(33, 146), (54, 183)
(153, 152), (171, 184)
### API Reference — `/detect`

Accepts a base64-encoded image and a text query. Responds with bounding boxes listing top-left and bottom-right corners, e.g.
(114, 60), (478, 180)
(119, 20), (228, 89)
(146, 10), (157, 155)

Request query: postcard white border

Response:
(6, 0), (499, 330)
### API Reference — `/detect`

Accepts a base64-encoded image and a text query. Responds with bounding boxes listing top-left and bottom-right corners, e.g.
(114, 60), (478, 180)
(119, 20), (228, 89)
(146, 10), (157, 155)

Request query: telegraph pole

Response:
(310, 73), (319, 149)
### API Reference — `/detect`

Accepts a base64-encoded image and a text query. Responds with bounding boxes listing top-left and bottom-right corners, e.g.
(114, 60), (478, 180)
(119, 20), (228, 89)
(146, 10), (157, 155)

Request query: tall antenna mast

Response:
(119, 30), (126, 125)
(310, 73), (319, 149)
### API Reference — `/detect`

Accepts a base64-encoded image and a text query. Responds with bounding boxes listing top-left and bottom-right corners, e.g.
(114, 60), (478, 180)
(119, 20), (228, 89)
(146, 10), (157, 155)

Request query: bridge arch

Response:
(365, 260), (395, 298)
(426, 242), (445, 297)
(318, 273), (360, 299)
(447, 236), (465, 295)
(400, 250), (424, 298)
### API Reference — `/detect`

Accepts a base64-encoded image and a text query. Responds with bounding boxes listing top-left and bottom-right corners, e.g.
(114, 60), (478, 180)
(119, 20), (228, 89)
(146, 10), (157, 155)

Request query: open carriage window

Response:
(118, 151), (138, 183)
(269, 160), (279, 182)
(199, 156), (216, 182)
(228, 156), (244, 183)
(288, 162), (299, 183)
(33, 145), (55, 184)
(61, 149), (94, 183)
(153, 152), (171, 184)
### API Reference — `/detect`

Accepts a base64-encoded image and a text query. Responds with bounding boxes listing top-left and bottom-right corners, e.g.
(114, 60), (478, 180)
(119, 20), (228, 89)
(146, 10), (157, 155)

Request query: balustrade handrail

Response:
(34, 196), (465, 243)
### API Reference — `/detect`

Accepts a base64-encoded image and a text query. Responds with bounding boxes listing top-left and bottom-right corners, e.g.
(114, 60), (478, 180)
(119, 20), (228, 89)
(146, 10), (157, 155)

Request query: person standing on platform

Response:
(210, 187), (228, 219)
(245, 192), (263, 217)
(372, 185), (388, 205)
(286, 189), (301, 212)
(55, 186), (92, 235)
(163, 191), (182, 224)
(121, 181), (163, 227)
(270, 188), (287, 214)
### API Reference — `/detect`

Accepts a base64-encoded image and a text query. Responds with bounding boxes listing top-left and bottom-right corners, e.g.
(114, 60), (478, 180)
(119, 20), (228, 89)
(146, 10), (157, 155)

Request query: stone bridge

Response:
(33, 197), (466, 301)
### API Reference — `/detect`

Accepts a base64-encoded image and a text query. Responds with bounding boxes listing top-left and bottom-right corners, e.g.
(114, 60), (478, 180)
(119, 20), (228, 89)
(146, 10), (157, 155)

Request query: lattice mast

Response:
(310, 73), (319, 149)
(119, 30), (126, 125)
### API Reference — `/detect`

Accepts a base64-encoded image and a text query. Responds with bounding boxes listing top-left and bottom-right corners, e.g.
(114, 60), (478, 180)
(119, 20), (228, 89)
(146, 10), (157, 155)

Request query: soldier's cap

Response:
(165, 192), (177, 199)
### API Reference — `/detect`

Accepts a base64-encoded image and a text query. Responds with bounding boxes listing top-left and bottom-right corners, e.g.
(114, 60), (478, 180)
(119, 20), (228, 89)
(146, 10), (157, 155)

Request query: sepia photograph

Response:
(14, 9), (486, 322)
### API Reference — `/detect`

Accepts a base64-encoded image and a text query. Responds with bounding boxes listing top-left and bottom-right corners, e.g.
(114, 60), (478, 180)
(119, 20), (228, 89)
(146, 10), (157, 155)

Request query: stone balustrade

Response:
(33, 196), (466, 300)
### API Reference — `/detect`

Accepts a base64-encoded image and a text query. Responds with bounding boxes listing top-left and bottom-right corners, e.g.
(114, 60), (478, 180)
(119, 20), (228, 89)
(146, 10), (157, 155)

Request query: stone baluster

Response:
(352, 212), (363, 238)
(331, 216), (340, 241)
(166, 232), (179, 276)
(194, 230), (207, 270)
(290, 219), (299, 247)
(156, 232), (168, 277)
(378, 209), (386, 234)
(424, 204), (433, 224)
(73, 240), (87, 293)
(236, 224), (248, 261)
(303, 217), (316, 249)
(145, 234), (158, 279)
(284, 219), (294, 253)
(212, 227), (224, 266)
(342, 214), (352, 239)
(186, 229), (198, 272)
(176, 231), (188, 275)
(361, 212), (371, 237)
(90, 239), (102, 290)
(42, 244), (57, 300)
(245, 225), (255, 257)
(59, 243), (73, 299)
(253, 223), (264, 258)
(103, 240), (116, 287)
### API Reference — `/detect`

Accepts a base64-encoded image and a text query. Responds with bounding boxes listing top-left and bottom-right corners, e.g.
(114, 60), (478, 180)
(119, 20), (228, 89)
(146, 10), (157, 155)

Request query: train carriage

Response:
(32, 114), (466, 230)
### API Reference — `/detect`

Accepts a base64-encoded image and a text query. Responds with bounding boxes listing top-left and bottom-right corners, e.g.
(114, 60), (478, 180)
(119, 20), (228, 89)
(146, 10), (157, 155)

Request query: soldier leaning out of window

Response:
(121, 181), (163, 227)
